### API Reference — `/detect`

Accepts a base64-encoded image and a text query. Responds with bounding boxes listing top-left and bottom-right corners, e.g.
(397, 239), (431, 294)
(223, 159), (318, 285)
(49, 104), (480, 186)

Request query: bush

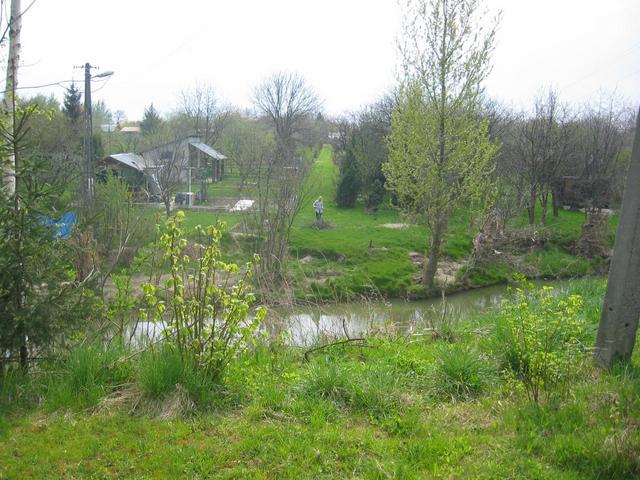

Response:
(335, 148), (360, 208)
(139, 212), (266, 382)
(497, 276), (587, 403)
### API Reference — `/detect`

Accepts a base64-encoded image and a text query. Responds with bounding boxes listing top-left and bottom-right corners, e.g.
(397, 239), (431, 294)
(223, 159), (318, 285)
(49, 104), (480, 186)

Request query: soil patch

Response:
(381, 223), (412, 229)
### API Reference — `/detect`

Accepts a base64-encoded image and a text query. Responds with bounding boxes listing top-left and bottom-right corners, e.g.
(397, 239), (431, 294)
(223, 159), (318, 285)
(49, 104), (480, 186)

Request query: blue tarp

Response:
(43, 211), (77, 239)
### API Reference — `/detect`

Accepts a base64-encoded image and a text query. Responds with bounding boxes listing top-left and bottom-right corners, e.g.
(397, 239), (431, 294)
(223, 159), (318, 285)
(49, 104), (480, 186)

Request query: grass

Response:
(160, 144), (611, 301)
(2, 277), (640, 478)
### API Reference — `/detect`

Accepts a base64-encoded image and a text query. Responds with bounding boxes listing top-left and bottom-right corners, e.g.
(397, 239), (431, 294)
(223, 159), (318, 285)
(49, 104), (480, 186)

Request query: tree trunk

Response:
(423, 223), (444, 289)
(540, 194), (548, 225)
(2, 0), (21, 195)
(528, 188), (537, 225)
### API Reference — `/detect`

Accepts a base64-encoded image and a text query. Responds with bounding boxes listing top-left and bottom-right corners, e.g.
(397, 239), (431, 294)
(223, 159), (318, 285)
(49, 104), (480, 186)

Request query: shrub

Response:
(140, 212), (266, 382)
(497, 276), (587, 403)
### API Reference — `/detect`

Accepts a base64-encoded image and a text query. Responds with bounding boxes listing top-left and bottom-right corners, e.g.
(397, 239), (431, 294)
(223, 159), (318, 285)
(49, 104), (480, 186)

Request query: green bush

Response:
(139, 211), (266, 381)
(497, 276), (587, 403)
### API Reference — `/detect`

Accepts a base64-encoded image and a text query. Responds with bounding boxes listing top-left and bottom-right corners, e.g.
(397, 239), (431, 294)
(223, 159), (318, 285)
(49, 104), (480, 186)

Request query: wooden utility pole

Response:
(2, 0), (21, 195)
(595, 107), (640, 367)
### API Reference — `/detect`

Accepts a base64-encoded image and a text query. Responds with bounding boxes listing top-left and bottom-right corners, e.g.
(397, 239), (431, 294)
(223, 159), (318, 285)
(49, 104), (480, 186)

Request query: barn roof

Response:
(189, 142), (227, 160)
(106, 153), (146, 172)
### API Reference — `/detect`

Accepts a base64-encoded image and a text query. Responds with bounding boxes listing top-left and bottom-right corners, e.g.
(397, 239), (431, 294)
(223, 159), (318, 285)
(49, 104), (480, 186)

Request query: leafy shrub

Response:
(497, 276), (587, 402)
(140, 212), (266, 381)
(431, 345), (493, 400)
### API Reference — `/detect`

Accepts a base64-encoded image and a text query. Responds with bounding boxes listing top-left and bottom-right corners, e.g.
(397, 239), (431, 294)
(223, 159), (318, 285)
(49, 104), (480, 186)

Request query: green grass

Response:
(145, 145), (616, 300)
(2, 277), (640, 479)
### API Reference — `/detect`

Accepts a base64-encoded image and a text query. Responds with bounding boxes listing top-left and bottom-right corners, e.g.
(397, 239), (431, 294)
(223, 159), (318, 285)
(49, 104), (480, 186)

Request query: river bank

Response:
(2, 276), (639, 479)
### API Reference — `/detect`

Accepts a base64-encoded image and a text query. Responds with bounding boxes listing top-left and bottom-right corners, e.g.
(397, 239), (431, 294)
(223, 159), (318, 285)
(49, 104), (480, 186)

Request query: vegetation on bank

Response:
(167, 145), (615, 302)
(1, 277), (639, 479)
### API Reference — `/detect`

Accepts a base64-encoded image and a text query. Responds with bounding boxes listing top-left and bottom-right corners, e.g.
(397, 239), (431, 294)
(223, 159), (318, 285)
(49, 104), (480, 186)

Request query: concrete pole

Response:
(595, 107), (640, 367)
(83, 62), (94, 205)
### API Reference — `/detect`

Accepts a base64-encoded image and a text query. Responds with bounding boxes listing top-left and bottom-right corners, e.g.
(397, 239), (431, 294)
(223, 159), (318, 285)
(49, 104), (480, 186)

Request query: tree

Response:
(140, 103), (162, 135)
(2, 0), (21, 195)
(63, 83), (82, 126)
(335, 142), (360, 208)
(384, 0), (499, 288)
(217, 112), (268, 190)
(176, 85), (228, 201)
(511, 89), (574, 224)
(351, 95), (394, 210)
(0, 106), (95, 370)
(251, 72), (319, 284)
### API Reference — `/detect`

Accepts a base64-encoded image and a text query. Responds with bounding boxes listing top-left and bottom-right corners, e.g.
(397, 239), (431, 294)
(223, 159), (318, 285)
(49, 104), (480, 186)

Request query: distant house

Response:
(140, 135), (227, 183)
(120, 126), (141, 134)
(98, 152), (161, 199)
(98, 136), (227, 200)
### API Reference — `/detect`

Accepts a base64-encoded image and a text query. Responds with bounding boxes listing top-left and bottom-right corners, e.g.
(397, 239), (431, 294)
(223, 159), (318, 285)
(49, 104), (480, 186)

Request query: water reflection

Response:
(267, 284), (510, 347)
(126, 281), (566, 348)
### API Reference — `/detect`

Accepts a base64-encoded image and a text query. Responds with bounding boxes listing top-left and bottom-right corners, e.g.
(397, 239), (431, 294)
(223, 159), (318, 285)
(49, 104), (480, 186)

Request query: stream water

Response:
(128, 280), (571, 347)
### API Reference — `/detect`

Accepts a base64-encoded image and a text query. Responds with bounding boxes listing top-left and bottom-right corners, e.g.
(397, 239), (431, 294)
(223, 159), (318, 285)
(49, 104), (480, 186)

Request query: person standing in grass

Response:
(313, 196), (324, 225)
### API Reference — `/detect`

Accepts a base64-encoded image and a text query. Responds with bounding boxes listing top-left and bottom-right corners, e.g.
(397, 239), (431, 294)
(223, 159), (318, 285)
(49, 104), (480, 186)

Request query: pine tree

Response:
(335, 144), (360, 208)
(140, 103), (162, 135)
(62, 83), (82, 125)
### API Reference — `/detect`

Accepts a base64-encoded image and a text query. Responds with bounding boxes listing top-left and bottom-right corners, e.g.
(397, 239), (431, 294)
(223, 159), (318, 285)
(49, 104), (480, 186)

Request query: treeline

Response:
(332, 88), (635, 224)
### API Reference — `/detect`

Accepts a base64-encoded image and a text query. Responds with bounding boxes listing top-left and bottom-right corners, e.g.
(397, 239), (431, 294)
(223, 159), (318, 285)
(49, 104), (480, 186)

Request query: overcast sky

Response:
(14, 0), (640, 121)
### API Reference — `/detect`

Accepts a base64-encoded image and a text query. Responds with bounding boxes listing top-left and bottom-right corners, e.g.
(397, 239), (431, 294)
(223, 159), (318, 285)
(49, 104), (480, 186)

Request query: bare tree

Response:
(217, 112), (266, 190)
(574, 94), (632, 207)
(176, 84), (229, 201)
(141, 128), (187, 216)
(512, 89), (574, 225)
(250, 72), (320, 289)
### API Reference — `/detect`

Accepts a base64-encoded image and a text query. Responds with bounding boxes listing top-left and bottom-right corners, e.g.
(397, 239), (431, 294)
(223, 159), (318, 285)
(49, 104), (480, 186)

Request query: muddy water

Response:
(265, 284), (514, 347)
(128, 281), (569, 347)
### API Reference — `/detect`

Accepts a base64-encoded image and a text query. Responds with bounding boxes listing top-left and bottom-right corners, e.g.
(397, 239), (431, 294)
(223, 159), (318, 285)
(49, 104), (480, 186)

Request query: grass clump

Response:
(137, 345), (220, 408)
(45, 342), (131, 411)
(431, 344), (494, 400)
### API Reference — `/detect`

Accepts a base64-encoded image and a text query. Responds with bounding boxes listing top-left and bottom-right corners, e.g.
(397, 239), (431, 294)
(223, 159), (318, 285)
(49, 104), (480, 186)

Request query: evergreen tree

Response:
(335, 144), (360, 208)
(62, 83), (82, 125)
(140, 103), (162, 135)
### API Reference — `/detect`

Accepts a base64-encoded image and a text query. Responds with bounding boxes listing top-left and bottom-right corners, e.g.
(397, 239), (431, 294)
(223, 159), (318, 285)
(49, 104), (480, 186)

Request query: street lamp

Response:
(82, 63), (114, 206)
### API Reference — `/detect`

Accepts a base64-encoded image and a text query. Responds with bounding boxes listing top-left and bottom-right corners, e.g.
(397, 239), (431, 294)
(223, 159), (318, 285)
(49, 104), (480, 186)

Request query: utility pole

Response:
(83, 62), (94, 205)
(595, 107), (640, 367)
(77, 63), (114, 207)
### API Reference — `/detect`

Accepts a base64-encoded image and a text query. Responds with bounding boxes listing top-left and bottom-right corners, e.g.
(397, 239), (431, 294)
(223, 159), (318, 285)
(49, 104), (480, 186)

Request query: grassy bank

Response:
(1, 277), (639, 479)
(167, 145), (614, 301)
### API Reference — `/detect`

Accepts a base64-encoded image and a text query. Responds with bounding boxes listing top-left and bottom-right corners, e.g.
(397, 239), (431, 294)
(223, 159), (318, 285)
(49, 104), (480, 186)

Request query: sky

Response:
(12, 0), (640, 121)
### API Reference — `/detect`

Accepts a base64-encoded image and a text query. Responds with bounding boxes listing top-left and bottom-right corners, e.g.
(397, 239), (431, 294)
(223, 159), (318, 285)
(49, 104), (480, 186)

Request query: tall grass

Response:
(137, 346), (221, 407)
(45, 342), (131, 411)
(430, 344), (495, 400)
